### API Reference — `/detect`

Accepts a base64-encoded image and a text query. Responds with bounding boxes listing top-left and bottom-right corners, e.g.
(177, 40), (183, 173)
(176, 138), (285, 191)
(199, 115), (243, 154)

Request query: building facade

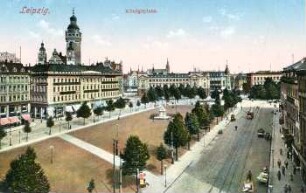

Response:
(0, 62), (31, 127)
(136, 60), (210, 96)
(246, 71), (282, 89)
(30, 62), (122, 118)
(281, 59), (304, 176)
(296, 58), (306, 182)
(205, 65), (231, 92)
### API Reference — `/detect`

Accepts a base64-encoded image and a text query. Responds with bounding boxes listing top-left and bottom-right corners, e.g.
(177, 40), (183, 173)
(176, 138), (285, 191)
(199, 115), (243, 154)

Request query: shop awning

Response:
(0, 118), (10, 126)
(8, 116), (20, 124)
(65, 106), (74, 113)
(21, 114), (31, 122)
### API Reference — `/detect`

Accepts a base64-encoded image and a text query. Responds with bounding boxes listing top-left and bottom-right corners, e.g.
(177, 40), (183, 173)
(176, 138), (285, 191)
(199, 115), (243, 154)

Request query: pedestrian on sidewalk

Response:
(290, 173), (293, 181)
(288, 184), (292, 193)
(284, 184), (288, 193)
(301, 186), (305, 193)
(285, 160), (289, 169)
(278, 159), (282, 168)
(280, 148), (283, 156)
(277, 170), (281, 181)
(282, 165), (286, 176)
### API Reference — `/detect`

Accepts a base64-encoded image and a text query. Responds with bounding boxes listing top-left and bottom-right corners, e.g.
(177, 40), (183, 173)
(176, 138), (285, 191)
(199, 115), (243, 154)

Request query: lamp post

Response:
(9, 128), (12, 146)
(136, 168), (139, 193)
(164, 165), (167, 187)
(49, 145), (54, 164)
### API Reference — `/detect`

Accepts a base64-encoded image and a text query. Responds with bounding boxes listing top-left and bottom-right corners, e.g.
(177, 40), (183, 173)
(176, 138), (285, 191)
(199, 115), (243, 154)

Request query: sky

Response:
(0, 0), (305, 73)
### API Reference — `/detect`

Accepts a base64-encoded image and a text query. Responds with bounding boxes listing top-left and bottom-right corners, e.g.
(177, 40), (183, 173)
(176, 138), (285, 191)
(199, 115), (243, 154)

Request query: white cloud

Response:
(92, 35), (112, 46)
(167, 29), (186, 38)
(202, 16), (212, 23)
(220, 26), (235, 38)
(219, 8), (241, 21)
(38, 19), (63, 36)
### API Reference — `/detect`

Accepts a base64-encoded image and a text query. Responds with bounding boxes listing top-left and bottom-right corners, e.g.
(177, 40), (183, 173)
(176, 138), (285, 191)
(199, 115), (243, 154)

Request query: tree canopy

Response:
(2, 147), (50, 193)
(77, 102), (92, 125)
(121, 135), (150, 175)
(164, 113), (189, 161)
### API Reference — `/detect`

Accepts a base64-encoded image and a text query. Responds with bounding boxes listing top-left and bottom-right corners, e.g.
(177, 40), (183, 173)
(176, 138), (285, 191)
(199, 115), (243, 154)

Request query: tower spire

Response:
(72, 8), (75, 15)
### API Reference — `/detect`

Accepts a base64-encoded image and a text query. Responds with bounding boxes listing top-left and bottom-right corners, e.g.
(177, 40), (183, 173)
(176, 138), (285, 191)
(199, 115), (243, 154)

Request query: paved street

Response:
(165, 102), (273, 193)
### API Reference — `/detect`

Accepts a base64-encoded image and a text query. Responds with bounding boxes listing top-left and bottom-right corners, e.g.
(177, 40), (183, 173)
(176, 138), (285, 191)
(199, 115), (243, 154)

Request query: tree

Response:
(2, 147), (50, 193)
(46, 116), (54, 135)
(197, 87), (207, 99)
(87, 178), (95, 193)
(65, 112), (73, 129)
(155, 85), (165, 99)
(164, 113), (189, 161)
(211, 104), (224, 123)
(185, 112), (201, 141)
(115, 97), (126, 116)
(141, 92), (149, 108)
(211, 89), (219, 99)
(77, 102), (92, 125)
(115, 97), (126, 109)
(105, 99), (115, 118)
(192, 102), (210, 129)
(136, 100), (141, 110)
(121, 135), (150, 175)
(0, 128), (7, 149)
(147, 87), (158, 102)
(128, 102), (133, 112)
(23, 121), (31, 141)
(93, 106), (104, 121)
(156, 144), (167, 174)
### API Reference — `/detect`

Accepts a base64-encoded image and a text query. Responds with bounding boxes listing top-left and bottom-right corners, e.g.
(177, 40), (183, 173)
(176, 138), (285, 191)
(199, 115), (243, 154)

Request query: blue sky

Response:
(0, 0), (305, 73)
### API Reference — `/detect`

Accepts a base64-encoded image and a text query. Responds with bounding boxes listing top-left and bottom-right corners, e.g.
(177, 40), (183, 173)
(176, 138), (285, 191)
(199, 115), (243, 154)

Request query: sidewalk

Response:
(0, 104), (155, 152)
(268, 108), (305, 193)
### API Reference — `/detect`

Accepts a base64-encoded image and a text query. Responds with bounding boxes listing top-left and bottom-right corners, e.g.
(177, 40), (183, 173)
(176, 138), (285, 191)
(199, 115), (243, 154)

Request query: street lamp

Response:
(49, 145), (54, 164)
(164, 165), (167, 187)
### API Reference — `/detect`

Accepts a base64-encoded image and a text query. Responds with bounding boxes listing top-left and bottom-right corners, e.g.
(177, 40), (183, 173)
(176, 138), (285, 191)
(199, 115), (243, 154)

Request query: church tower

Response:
(166, 58), (170, 73)
(65, 9), (82, 65)
(38, 42), (47, 64)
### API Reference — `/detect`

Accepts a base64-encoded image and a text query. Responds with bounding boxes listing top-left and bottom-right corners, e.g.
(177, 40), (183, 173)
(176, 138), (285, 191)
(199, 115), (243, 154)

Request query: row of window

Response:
(253, 76), (281, 81)
(0, 85), (29, 92)
(149, 78), (189, 82)
(0, 76), (29, 83)
(52, 84), (119, 92)
(0, 95), (28, 103)
(52, 91), (119, 102)
(53, 77), (116, 83)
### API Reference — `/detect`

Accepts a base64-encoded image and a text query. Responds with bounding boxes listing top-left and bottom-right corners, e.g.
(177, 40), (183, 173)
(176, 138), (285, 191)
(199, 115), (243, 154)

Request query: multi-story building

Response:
(30, 61), (122, 118)
(246, 71), (282, 89)
(281, 58), (304, 175)
(233, 73), (247, 92)
(0, 61), (31, 127)
(123, 69), (139, 95)
(296, 58), (306, 182)
(0, 52), (20, 63)
(137, 60), (210, 96)
(205, 65), (231, 92)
